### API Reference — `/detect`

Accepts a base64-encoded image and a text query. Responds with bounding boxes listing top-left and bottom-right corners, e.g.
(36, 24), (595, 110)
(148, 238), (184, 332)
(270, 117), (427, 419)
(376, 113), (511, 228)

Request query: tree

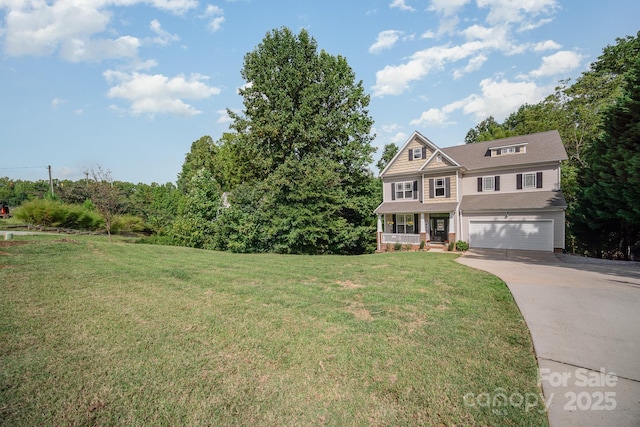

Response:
(170, 168), (222, 249)
(574, 57), (640, 259)
(87, 167), (122, 242)
(464, 116), (516, 144)
(215, 27), (378, 254)
(376, 143), (399, 174)
(177, 135), (218, 194)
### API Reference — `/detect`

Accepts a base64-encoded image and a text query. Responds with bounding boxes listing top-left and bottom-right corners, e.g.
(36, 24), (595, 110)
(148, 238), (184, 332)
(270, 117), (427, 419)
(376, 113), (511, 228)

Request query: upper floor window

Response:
(393, 181), (416, 200)
(516, 172), (542, 190)
(409, 146), (426, 161)
(492, 144), (526, 156)
(477, 176), (500, 192)
(434, 178), (445, 197)
(436, 154), (442, 163)
(523, 173), (536, 189)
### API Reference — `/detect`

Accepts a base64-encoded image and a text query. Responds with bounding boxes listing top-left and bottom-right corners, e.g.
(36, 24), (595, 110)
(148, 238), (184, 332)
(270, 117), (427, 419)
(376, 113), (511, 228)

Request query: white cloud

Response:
(373, 41), (497, 96)
(529, 50), (584, 77)
(428, 0), (470, 17)
(369, 30), (403, 54)
(389, 0), (415, 12)
(477, 0), (558, 28)
(59, 35), (141, 62)
(203, 4), (225, 32)
(452, 54), (487, 79)
(149, 19), (180, 46)
(51, 98), (67, 110)
(1, 0), (195, 61)
(216, 109), (233, 124)
(104, 70), (222, 117)
(411, 78), (550, 127)
(533, 40), (561, 52)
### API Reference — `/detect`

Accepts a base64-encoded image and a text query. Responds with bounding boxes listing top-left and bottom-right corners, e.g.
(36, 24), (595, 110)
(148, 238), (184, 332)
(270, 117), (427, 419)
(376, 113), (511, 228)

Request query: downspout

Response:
(455, 169), (462, 242)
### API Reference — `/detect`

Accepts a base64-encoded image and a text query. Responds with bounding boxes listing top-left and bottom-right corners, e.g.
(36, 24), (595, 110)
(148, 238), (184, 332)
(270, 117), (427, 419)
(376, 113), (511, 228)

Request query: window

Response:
(412, 148), (423, 160)
(501, 147), (515, 155)
(436, 154), (442, 163)
(523, 173), (536, 189)
(395, 181), (414, 199)
(434, 178), (445, 197)
(483, 176), (495, 191)
(396, 214), (416, 234)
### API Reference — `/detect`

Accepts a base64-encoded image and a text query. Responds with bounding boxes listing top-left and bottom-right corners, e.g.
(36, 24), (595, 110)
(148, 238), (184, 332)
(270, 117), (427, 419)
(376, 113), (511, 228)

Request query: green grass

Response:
(0, 235), (547, 426)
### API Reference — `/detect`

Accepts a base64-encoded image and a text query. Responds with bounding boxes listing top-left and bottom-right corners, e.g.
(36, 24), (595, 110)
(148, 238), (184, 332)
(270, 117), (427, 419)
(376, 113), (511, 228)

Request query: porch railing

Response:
(381, 233), (421, 245)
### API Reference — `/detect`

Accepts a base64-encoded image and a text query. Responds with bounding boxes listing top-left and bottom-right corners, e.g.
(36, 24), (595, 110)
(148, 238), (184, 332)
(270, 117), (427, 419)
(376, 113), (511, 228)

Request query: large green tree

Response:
(574, 57), (640, 259)
(217, 27), (379, 254)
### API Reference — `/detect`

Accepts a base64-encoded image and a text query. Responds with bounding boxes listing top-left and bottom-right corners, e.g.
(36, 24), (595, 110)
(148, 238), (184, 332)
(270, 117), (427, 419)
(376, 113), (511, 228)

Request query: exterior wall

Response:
(461, 163), (561, 195)
(422, 172), (457, 203)
(385, 139), (433, 175)
(460, 210), (565, 250)
(382, 176), (423, 202)
(423, 154), (455, 170)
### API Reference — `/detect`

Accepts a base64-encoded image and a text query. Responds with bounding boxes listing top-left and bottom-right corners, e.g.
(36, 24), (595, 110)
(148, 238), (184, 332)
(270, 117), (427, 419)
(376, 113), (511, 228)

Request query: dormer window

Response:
(492, 143), (527, 157)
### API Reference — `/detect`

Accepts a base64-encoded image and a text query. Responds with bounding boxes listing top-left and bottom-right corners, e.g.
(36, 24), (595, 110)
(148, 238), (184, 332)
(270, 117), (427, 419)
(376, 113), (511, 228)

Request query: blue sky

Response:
(1, 0), (638, 184)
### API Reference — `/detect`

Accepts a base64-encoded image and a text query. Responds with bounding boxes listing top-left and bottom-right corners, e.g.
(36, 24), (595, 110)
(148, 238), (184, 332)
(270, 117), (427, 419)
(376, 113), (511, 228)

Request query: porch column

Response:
(419, 213), (427, 244)
(448, 212), (456, 243)
(425, 214), (431, 242)
(377, 214), (383, 252)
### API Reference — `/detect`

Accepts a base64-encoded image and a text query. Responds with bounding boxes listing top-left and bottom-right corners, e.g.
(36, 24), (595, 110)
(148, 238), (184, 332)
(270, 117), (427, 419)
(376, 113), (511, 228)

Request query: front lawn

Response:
(0, 236), (546, 425)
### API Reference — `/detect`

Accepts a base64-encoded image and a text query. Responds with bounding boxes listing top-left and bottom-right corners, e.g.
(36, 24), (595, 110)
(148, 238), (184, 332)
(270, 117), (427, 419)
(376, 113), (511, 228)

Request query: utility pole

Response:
(48, 165), (54, 196)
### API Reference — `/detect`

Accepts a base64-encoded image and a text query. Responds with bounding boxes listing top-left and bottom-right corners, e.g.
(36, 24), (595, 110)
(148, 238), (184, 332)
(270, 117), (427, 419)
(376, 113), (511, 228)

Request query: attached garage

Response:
(469, 220), (554, 252)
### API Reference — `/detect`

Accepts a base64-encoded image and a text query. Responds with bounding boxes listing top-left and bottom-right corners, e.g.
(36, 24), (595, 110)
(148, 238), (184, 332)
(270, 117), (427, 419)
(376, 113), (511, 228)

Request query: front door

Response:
(430, 216), (449, 242)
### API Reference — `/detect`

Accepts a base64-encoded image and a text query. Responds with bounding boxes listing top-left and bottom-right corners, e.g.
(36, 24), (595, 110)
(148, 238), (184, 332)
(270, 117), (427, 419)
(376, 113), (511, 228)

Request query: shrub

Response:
(394, 242), (402, 251)
(419, 239), (426, 250)
(448, 241), (455, 251)
(455, 240), (469, 251)
(111, 214), (149, 235)
(14, 199), (104, 230)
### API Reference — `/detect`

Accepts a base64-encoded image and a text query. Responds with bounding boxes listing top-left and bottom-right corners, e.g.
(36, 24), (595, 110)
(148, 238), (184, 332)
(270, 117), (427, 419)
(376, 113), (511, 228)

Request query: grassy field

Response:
(0, 235), (547, 426)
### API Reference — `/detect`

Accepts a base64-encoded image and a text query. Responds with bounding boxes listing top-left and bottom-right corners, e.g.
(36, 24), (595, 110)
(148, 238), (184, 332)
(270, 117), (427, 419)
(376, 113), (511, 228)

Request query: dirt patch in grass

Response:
(54, 238), (80, 244)
(337, 280), (363, 289)
(347, 302), (374, 321)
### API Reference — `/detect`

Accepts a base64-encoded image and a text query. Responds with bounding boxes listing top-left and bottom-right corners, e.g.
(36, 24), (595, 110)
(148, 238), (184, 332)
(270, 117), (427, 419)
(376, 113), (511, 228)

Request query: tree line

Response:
(2, 28), (638, 259)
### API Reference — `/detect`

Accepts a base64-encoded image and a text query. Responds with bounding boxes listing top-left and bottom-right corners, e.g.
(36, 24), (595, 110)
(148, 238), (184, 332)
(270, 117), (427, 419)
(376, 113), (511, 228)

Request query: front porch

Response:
(376, 211), (457, 252)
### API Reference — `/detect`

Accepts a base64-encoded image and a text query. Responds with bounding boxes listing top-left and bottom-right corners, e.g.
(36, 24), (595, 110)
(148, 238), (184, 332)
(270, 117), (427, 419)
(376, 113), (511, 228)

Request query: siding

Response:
(423, 173), (457, 202)
(386, 139), (433, 175)
(461, 164), (561, 195)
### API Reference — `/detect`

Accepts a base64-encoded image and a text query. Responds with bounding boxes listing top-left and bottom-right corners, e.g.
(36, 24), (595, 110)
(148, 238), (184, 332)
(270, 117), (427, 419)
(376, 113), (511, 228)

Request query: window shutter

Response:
(516, 174), (523, 190)
(409, 149), (413, 161)
(391, 182), (395, 200)
(422, 147), (427, 159)
(414, 214), (419, 234)
(536, 172), (543, 188)
(429, 178), (434, 199)
(445, 177), (451, 198)
(392, 214), (396, 233)
(495, 176), (500, 191)
(413, 181), (418, 199)
(477, 177), (483, 192)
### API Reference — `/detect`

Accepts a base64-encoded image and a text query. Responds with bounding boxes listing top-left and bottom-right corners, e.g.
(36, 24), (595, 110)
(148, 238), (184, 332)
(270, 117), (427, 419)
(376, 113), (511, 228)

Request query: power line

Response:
(0, 166), (48, 170)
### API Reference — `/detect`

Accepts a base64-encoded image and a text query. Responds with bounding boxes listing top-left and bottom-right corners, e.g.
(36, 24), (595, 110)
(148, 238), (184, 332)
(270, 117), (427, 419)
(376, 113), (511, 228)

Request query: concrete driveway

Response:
(457, 249), (640, 427)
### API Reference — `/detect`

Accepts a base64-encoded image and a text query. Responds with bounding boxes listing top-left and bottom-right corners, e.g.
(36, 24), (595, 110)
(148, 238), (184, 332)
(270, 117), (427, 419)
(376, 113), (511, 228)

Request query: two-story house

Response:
(374, 130), (568, 252)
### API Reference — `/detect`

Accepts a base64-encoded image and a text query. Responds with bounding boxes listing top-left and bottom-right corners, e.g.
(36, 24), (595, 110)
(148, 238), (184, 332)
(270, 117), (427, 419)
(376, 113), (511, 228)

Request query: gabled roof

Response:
(419, 148), (460, 171)
(379, 131), (441, 176)
(460, 191), (567, 211)
(442, 130), (568, 171)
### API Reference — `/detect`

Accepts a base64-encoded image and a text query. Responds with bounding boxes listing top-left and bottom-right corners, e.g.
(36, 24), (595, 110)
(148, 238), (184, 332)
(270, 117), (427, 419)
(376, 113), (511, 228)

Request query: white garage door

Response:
(469, 220), (553, 252)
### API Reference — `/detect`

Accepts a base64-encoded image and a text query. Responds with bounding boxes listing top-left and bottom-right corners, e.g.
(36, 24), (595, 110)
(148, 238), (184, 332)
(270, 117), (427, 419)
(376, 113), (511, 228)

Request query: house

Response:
(374, 130), (568, 252)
